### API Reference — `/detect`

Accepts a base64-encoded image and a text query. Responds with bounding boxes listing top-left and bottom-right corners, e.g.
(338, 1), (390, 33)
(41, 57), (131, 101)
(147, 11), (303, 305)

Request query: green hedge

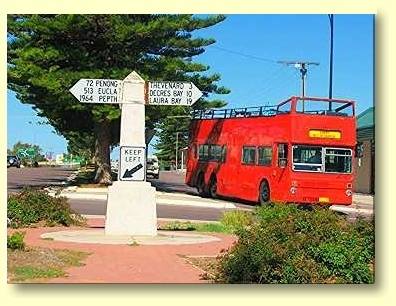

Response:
(216, 204), (374, 284)
(8, 188), (85, 228)
(7, 232), (25, 250)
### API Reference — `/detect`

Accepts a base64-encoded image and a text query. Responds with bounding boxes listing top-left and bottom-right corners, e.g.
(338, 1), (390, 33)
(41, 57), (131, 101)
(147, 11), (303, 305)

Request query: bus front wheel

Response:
(259, 180), (270, 205)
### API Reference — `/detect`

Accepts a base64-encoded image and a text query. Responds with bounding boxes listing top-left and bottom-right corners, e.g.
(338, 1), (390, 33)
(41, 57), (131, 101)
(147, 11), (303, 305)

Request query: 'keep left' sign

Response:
(119, 146), (146, 181)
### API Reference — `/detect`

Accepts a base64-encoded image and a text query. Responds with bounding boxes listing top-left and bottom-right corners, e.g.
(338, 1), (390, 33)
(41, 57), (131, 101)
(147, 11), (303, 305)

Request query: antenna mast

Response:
(278, 60), (319, 98)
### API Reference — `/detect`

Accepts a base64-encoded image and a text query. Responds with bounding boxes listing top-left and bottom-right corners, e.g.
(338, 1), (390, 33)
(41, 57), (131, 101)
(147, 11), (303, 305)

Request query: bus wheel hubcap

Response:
(261, 184), (269, 202)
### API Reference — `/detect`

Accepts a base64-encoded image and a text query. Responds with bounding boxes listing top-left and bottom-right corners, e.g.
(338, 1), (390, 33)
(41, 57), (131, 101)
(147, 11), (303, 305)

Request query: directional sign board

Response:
(119, 146), (145, 181)
(70, 79), (122, 104)
(147, 81), (203, 106)
(17, 148), (36, 158)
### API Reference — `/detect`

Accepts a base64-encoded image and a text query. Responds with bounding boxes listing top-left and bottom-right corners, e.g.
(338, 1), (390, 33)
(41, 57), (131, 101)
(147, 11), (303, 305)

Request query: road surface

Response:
(67, 198), (226, 222)
(7, 166), (77, 193)
(7, 167), (231, 221)
(7, 168), (373, 221)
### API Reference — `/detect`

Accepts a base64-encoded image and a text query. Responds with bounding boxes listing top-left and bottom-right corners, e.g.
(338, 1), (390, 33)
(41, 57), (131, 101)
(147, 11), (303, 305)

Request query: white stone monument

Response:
(70, 71), (202, 237)
(105, 72), (157, 236)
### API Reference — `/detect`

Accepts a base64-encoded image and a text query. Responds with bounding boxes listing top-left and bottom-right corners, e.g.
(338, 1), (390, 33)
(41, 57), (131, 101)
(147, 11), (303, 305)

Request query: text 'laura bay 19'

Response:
(147, 81), (203, 106)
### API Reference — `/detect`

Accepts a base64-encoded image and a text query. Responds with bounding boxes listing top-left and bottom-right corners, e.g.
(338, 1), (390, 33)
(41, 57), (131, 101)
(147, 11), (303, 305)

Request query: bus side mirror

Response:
(355, 142), (363, 158)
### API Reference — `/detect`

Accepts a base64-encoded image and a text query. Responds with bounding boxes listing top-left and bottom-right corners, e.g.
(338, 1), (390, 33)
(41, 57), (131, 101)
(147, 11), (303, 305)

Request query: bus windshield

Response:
(292, 145), (352, 173)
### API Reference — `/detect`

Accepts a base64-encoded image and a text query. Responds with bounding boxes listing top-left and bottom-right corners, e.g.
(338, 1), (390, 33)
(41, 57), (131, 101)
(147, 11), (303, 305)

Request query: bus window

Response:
(258, 146), (272, 166)
(242, 146), (256, 165)
(292, 146), (352, 173)
(210, 145), (223, 162)
(277, 143), (288, 168)
(324, 148), (352, 173)
(198, 144), (209, 161)
(221, 146), (227, 162)
(292, 145), (322, 172)
(198, 144), (226, 162)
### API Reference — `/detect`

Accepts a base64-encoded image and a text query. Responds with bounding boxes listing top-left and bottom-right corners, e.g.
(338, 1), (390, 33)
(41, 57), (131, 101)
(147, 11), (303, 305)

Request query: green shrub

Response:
(216, 203), (374, 284)
(220, 210), (253, 234)
(7, 232), (25, 250)
(7, 188), (85, 228)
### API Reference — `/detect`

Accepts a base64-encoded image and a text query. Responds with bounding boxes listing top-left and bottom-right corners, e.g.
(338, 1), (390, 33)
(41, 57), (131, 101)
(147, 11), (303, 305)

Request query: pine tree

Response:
(8, 14), (229, 183)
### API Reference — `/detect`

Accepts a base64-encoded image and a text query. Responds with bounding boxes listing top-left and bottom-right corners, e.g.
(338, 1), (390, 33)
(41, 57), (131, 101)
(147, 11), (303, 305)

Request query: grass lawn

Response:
(8, 247), (89, 283)
(183, 255), (221, 282)
(71, 166), (117, 187)
(158, 221), (229, 233)
(71, 166), (96, 186)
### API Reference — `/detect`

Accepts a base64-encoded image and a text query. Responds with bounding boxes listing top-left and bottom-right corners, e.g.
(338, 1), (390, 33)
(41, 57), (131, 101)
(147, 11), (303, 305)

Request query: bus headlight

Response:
(345, 189), (352, 197)
(290, 187), (297, 194)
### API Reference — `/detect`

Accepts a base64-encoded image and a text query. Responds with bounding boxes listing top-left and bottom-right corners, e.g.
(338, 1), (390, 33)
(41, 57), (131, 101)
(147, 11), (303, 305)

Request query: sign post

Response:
(69, 71), (202, 237)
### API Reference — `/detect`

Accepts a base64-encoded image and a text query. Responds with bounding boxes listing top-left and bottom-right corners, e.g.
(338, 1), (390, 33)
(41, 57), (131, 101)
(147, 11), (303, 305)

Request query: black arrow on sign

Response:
(122, 163), (143, 178)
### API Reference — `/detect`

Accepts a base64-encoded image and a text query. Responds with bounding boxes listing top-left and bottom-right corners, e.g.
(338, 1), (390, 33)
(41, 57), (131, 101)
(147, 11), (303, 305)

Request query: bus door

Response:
(217, 145), (238, 197)
(271, 143), (289, 198)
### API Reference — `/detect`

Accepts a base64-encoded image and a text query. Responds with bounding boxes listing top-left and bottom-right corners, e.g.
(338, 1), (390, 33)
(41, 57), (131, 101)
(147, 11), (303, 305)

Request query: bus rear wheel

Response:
(209, 176), (217, 198)
(259, 180), (270, 205)
(197, 173), (209, 197)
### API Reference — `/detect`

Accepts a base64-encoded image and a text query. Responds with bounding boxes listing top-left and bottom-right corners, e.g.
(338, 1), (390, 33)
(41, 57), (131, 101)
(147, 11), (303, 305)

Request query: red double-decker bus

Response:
(185, 97), (357, 205)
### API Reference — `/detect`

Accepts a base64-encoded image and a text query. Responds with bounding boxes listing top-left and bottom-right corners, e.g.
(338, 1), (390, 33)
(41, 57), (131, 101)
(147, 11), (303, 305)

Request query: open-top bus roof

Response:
(192, 96), (355, 120)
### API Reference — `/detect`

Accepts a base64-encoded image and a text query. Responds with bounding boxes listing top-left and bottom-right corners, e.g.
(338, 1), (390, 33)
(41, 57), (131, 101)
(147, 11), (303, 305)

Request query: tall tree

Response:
(8, 14), (229, 184)
(9, 141), (45, 164)
(65, 130), (96, 163)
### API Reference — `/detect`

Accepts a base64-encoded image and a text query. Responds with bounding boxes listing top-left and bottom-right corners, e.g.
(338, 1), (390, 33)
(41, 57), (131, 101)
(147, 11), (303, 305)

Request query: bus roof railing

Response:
(291, 96), (355, 104)
(191, 97), (356, 120)
(192, 105), (278, 119)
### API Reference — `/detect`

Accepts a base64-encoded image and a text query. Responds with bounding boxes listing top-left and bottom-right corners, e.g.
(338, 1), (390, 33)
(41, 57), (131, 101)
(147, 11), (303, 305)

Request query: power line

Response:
(247, 65), (289, 104)
(210, 45), (278, 63)
(233, 65), (285, 103)
(257, 68), (298, 102)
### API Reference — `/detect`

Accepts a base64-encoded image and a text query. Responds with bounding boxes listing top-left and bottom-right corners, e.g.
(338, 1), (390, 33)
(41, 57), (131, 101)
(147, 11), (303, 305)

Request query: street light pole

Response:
(328, 14), (334, 109)
(300, 63), (307, 98)
(175, 132), (180, 171)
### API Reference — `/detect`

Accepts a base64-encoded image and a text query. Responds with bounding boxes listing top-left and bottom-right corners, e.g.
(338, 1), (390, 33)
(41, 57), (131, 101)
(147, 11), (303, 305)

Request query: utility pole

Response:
(175, 132), (180, 171)
(278, 60), (319, 112)
(328, 14), (334, 109)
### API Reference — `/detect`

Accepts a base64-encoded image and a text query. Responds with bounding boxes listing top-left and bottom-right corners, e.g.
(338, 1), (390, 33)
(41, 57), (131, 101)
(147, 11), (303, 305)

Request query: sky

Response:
(7, 14), (374, 158)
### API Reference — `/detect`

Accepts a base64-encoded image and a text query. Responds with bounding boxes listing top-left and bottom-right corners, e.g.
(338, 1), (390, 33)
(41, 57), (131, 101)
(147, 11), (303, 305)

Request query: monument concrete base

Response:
(105, 181), (157, 236)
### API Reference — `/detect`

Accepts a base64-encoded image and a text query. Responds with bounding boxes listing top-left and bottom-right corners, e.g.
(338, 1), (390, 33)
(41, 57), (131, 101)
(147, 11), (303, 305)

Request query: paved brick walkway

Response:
(13, 219), (236, 283)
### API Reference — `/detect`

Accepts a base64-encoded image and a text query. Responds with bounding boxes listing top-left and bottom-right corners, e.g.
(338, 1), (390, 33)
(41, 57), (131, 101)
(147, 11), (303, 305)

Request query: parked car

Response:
(111, 159), (119, 172)
(146, 155), (159, 179)
(7, 155), (21, 168)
